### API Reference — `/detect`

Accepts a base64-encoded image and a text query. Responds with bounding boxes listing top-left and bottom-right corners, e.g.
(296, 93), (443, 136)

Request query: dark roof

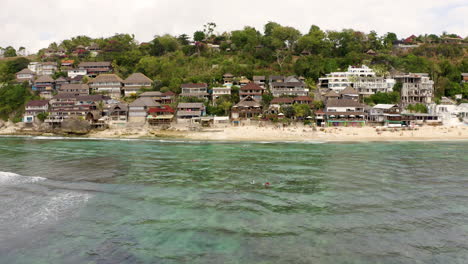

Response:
(326, 99), (365, 108)
(162, 91), (176, 96)
(35, 75), (55, 83)
(78, 61), (112, 67)
(234, 96), (261, 108)
(271, 98), (294, 104)
(91, 74), (123, 83)
(123, 73), (153, 84)
(340, 86), (359, 95)
(129, 97), (160, 107)
(324, 90), (340, 97)
(294, 96), (313, 102)
(60, 84), (89, 91)
(223, 73), (234, 78)
(271, 82), (305, 87)
(76, 95), (110, 101)
(140, 91), (162, 97)
(109, 103), (128, 112)
(26, 100), (49, 107)
(53, 93), (77, 100)
(16, 68), (34, 75)
(240, 83), (264, 91)
(181, 83), (208, 89)
(253, 76), (266, 81)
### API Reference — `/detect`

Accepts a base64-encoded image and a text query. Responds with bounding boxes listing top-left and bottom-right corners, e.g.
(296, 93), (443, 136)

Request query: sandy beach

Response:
(87, 124), (468, 142)
(1, 121), (467, 142)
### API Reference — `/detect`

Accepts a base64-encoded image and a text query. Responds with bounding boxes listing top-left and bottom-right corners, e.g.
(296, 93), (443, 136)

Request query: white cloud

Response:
(0, 0), (466, 53)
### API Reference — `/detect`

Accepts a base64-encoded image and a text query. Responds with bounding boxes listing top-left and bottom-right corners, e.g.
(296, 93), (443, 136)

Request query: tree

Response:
(292, 104), (312, 119)
(203, 22), (217, 40)
(264, 21), (281, 36)
(3, 46), (17, 57)
(177, 34), (190, 45)
(194, 31), (206, 42)
(272, 26), (301, 51)
(280, 105), (295, 118)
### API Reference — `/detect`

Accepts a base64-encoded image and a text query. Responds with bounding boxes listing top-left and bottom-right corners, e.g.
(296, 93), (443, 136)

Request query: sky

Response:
(1, 0), (467, 53)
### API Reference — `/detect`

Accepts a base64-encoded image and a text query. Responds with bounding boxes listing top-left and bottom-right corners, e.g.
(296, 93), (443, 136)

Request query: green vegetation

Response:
(406, 103), (428, 113)
(364, 92), (400, 105)
(0, 22), (467, 122)
(0, 83), (37, 121)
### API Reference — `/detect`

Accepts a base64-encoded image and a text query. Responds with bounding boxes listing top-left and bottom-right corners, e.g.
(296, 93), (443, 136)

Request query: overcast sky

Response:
(1, 0), (467, 53)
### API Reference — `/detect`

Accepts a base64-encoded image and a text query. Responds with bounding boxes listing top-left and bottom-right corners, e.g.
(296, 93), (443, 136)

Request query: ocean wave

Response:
(0, 171), (46, 185)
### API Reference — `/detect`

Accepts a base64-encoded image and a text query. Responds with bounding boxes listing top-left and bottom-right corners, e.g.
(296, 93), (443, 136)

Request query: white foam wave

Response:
(23, 192), (92, 228)
(0, 171), (46, 185)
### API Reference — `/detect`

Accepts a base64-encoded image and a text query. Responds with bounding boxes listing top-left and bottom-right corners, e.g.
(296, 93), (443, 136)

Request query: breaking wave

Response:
(0, 171), (46, 185)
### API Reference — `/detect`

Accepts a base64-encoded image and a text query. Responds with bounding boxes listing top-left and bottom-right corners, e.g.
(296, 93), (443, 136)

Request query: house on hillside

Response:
(240, 82), (264, 101)
(270, 76), (309, 97)
(58, 83), (90, 96)
(253, 76), (266, 87)
(231, 96), (262, 119)
(122, 73), (153, 96)
(55, 77), (69, 90)
(67, 68), (87, 79)
(33, 75), (55, 99)
(339, 86), (359, 101)
(223, 73), (234, 85)
(89, 74), (123, 99)
(16, 68), (35, 84)
(37, 62), (58, 76)
(212, 87), (231, 105)
(180, 83), (209, 100)
(462, 73), (468, 83)
(23, 100), (49, 123)
(78, 61), (112, 77)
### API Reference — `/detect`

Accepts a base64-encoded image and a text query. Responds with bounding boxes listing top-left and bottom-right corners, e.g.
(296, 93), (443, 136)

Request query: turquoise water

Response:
(1, 137), (468, 264)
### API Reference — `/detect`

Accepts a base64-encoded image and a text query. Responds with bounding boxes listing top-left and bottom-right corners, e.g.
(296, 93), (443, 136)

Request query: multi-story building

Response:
(37, 62), (58, 76)
(240, 83), (265, 101)
(180, 83), (209, 100)
(212, 87), (231, 105)
(33, 75), (55, 99)
(122, 73), (153, 96)
(23, 100), (49, 123)
(394, 73), (434, 107)
(78, 61), (112, 77)
(89, 74), (123, 99)
(67, 68), (87, 78)
(318, 65), (395, 97)
(462, 73), (468, 83)
(58, 84), (90, 96)
(270, 76), (309, 97)
(353, 76), (395, 97)
(15, 68), (35, 84)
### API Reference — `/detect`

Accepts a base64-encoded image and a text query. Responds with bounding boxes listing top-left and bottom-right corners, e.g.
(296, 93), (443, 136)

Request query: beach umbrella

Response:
(329, 115), (335, 118)
(306, 116), (313, 119)
(278, 113), (285, 116)
(339, 115), (345, 117)
(349, 115), (355, 118)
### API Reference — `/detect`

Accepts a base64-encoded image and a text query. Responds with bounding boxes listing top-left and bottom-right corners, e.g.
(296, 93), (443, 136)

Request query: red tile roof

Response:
(240, 82), (264, 91)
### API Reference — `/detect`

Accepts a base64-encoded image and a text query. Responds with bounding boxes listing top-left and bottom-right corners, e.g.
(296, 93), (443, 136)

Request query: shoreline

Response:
(1, 124), (467, 143)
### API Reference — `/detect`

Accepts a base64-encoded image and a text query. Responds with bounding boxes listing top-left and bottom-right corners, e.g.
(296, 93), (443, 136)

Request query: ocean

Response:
(0, 136), (468, 264)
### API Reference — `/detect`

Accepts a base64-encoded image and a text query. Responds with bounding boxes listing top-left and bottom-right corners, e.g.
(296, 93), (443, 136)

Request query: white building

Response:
(212, 87), (231, 105)
(319, 65), (395, 96)
(67, 68), (87, 78)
